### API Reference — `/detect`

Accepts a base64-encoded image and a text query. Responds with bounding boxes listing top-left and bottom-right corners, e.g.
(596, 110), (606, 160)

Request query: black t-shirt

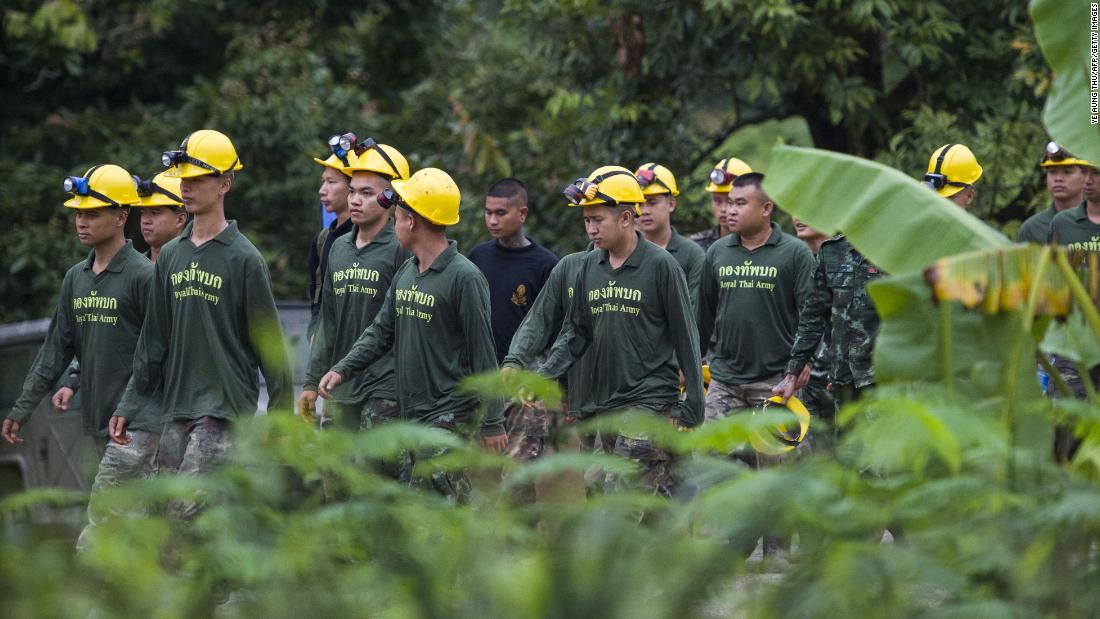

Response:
(468, 238), (559, 362)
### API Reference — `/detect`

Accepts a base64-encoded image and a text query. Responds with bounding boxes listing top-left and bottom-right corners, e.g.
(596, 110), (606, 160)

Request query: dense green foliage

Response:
(1, 0), (1053, 321)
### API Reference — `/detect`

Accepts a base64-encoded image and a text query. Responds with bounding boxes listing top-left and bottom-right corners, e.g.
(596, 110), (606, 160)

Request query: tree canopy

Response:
(0, 0), (1051, 321)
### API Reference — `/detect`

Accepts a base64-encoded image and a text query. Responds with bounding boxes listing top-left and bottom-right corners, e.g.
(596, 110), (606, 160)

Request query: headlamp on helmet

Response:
(62, 168), (123, 207)
(709, 168), (736, 186)
(63, 176), (90, 195)
(563, 178), (600, 204)
(377, 188), (404, 210)
(328, 132), (358, 166)
(161, 145), (227, 176)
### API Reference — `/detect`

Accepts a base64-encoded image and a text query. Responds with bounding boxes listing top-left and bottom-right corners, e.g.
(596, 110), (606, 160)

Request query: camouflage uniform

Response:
(400, 413), (473, 504)
(602, 404), (678, 497)
(786, 235), (884, 405)
(158, 417), (233, 521)
(504, 400), (549, 461)
(75, 430), (159, 551)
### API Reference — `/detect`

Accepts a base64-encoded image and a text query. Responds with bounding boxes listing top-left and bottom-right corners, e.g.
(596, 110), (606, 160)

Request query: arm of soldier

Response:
(537, 269), (591, 380)
(132, 260), (170, 396)
(322, 280), (398, 398)
(6, 274), (78, 443)
(665, 260), (705, 428)
(776, 252), (830, 399)
(245, 257), (294, 414)
(301, 262), (340, 420)
(52, 359), (80, 412)
(458, 272), (506, 446)
(502, 261), (565, 370)
(685, 248), (705, 315)
(696, 249), (719, 361)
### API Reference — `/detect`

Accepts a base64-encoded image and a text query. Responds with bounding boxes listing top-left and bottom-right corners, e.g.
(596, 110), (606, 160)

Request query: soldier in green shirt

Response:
(539, 165), (705, 496)
(317, 168), (506, 500)
(698, 173), (815, 427)
(0, 164), (160, 547)
(633, 163), (705, 307)
(1047, 162), (1100, 461)
(299, 138), (411, 432)
(1018, 142), (1088, 244)
(113, 130), (293, 520)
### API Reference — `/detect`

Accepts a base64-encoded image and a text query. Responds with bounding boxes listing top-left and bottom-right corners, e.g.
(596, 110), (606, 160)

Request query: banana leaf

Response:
(1031, 0), (1100, 165)
(764, 146), (1010, 276)
(925, 244), (1072, 317)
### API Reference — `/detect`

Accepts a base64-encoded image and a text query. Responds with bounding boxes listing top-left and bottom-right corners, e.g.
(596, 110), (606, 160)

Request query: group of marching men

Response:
(3, 127), (1099, 551)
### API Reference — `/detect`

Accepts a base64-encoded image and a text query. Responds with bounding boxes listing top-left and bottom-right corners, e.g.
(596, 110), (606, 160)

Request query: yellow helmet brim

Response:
(64, 195), (116, 209)
(1042, 158), (1093, 168)
(705, 182), (730, 193)
(314, 156), (353, 177)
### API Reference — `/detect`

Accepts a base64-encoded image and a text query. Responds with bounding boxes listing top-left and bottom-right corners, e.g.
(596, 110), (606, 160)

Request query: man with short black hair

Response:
(697, 173), (815, 428)
(469, 178), (559, 362)
(469, 178), (558, 461)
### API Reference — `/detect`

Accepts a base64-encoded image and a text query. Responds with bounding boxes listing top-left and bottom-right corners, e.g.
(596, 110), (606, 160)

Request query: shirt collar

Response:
(181, 220), (241, 246)
(665, 227), (685, 253)
(1072, 200), (1091, 221)
(346, 220), (396, 248)
(597, 231), (646, 268)
(332, 217), (354, 235)
(415, 240), (459, 273)
(82, 240), (136, 274)
(726, 221), (782, 248)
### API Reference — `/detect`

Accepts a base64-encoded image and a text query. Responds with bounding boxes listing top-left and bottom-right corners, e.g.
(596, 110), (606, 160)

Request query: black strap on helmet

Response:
(354, 137), (402, 179)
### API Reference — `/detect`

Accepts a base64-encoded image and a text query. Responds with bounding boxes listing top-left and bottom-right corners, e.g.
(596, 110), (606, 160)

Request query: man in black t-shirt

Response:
(468, 178), (557, 461)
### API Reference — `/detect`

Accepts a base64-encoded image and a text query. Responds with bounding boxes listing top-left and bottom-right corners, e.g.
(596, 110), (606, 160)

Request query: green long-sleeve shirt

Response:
(1049, 201), (1100, 249)
(697, 222), (815, 384)
(331, 241), (504, 436)
(126, 221), (293, 421)
(665, 227), (706, 312)
(1017, 203), (1058, 244)
(303, 223), (410, 403)
(539, 233), (705, 426)
(9, 242), (158, 436)
(502, 250), (592, 413)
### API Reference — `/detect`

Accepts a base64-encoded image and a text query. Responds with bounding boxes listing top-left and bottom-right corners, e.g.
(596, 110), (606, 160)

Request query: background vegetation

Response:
(0, 0), (1053, 321)
(4, 2), (1100, 617)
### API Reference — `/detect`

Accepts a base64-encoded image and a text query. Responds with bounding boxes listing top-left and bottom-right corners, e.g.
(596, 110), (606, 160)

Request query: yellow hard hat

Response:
(634, 163), (679, 197)
(134, 172), (184, 208)
(705, 157), (753, 193)
(389, 168), (461, 226)
(749, 395), (811, 456)
(344, 137), (410, 180)
(1040, 141), (1092, 168)
(63, 164), (140, 209)
(924, 144), (982, 198)
(563, 165), (645, 214)
(162, 129), (244, 179)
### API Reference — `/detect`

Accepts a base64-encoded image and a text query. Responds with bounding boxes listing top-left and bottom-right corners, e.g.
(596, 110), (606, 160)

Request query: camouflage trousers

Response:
(504, 400), (549, 461)
(319, 399), (404, 499)
(705, 375), (806, 467)
(75, 430), (159, 551)
(158, 416), (232, 521)
(588, 405), (678, 498)
(401, 414), (473, 504)
(802, 375), (836, 455)
(320, 397), (401, 432)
